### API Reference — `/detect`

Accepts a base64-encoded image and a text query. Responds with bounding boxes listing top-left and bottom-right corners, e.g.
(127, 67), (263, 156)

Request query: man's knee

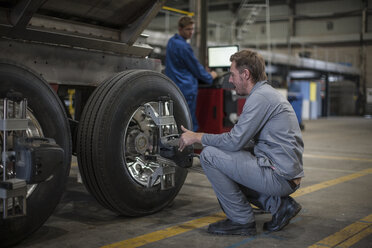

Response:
(200, 146), (220, 167)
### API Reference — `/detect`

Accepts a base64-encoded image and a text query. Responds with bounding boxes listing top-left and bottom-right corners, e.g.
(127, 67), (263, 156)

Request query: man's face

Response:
(179, 24), (194, 40)
(229, 61), (250, 95)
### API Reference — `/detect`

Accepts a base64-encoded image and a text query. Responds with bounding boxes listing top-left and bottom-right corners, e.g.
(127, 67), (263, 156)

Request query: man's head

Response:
(178, 16), (194, 40)
(229, 49), (267, 95)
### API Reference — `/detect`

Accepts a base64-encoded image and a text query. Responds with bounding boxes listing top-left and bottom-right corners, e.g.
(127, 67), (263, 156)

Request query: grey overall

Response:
(200, 81), (304, 224)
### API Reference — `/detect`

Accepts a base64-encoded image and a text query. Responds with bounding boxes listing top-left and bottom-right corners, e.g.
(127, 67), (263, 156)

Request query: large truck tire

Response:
(77, 70), (191, 216)
(0, 61), (72, 247)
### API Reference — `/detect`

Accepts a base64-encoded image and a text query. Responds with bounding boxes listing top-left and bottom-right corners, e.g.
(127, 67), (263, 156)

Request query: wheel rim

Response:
(124, 102), (164, 187)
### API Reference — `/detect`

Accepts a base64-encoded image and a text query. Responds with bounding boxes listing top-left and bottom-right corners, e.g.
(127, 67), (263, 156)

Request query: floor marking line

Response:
(304, 167), (361, 174)
(101, 212), (226, 248)
(304, 153), (372, 163)
(101, 168), (372, 248)
(335, 226), (372, 248)
(291, 168), (372, 198)
(308, 214), (372, 248)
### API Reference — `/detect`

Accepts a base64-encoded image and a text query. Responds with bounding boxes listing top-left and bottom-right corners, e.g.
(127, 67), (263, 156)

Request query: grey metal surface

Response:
(0, 39), (162, 86)
(0, 119), (28, 131)
(258, 49), (361, 76)
(39, 0), (162, 29)
(0, 0), (166, 55)
(9, 0), (44, 29)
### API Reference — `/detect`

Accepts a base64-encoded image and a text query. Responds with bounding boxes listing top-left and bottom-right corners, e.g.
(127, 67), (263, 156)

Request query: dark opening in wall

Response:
(327, 21), (334, 30)
(261, 25), (266, 34)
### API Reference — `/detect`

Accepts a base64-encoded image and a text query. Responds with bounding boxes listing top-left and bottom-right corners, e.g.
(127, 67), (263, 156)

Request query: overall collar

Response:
(175, 33), (186, 41)
(248, 80), (267, 96)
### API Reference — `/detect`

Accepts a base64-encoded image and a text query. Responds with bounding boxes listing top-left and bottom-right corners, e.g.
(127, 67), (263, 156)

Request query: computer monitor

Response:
(208, 45), (239, 68)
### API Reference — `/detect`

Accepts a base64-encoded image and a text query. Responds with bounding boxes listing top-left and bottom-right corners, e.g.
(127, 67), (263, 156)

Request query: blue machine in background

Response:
(288, 91), (304, 129)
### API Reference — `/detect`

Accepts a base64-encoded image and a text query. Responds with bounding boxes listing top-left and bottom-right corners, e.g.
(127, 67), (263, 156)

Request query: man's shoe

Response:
(263, 196), (301, 232)
(207, 219), (256, 236)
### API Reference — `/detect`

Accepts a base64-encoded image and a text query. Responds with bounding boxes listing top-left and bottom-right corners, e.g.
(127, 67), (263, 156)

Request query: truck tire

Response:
(77, 70), (192, 216)
(0, 62), (72, 247)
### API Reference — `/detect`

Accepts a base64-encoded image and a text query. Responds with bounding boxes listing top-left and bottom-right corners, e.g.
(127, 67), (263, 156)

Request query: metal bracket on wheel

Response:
(144, 99), (180, 148)
(0, 178), (27, 219)
(147, 166), (175, 190)
(1, 97), (28, 219)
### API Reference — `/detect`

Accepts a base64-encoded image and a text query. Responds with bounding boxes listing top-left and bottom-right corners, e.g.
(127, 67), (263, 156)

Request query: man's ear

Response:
(244, 69), (250, 80)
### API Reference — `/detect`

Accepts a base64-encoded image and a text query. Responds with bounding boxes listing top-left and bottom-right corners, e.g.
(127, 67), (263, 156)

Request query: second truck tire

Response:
(77, 70), (192, 216)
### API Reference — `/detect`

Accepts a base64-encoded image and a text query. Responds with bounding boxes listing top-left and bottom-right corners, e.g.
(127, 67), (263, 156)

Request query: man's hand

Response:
(210, 71), (218, 79)
(178, 125), (203, 152)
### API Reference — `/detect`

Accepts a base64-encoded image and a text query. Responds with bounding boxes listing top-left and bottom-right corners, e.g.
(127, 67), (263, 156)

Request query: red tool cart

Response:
(196, 76), (246, 134)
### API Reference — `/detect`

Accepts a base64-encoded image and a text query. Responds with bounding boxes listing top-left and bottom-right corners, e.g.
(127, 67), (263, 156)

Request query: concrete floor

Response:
(14, 117), (372, 248)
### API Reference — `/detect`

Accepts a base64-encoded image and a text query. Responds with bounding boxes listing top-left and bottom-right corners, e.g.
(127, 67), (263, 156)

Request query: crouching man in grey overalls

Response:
(178, 49), (304, 235)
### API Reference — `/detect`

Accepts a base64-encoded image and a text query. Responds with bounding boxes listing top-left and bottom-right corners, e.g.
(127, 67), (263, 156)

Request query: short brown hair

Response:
(178, 16), (194, 28)
(230, 49), (267, 83)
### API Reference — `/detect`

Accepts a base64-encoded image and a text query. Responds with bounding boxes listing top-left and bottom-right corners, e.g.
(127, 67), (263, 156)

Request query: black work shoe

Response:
(263, 196), (302, 232)
(207, 219), (256, 236)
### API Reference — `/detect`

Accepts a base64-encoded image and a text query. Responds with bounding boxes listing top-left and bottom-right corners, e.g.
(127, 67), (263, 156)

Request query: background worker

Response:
(165, 16), (217, 131)
(178, 49), (304, 235)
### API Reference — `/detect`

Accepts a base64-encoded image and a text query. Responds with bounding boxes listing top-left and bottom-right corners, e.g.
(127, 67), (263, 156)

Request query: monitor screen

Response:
(208, 45), (239, 68)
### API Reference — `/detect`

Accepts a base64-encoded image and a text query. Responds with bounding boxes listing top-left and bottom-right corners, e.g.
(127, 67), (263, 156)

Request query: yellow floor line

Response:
(308, 214), (372, 248)
(291, 168), (372, 198)
(304, 153), (372, 163)
(100, 168), (372, 248)
(101, 212), (226, 248)
(336, 226), (372, 248)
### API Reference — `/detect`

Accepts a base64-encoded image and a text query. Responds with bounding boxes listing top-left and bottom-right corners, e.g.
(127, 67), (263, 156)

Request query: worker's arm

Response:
(182, 45), (214, 84)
